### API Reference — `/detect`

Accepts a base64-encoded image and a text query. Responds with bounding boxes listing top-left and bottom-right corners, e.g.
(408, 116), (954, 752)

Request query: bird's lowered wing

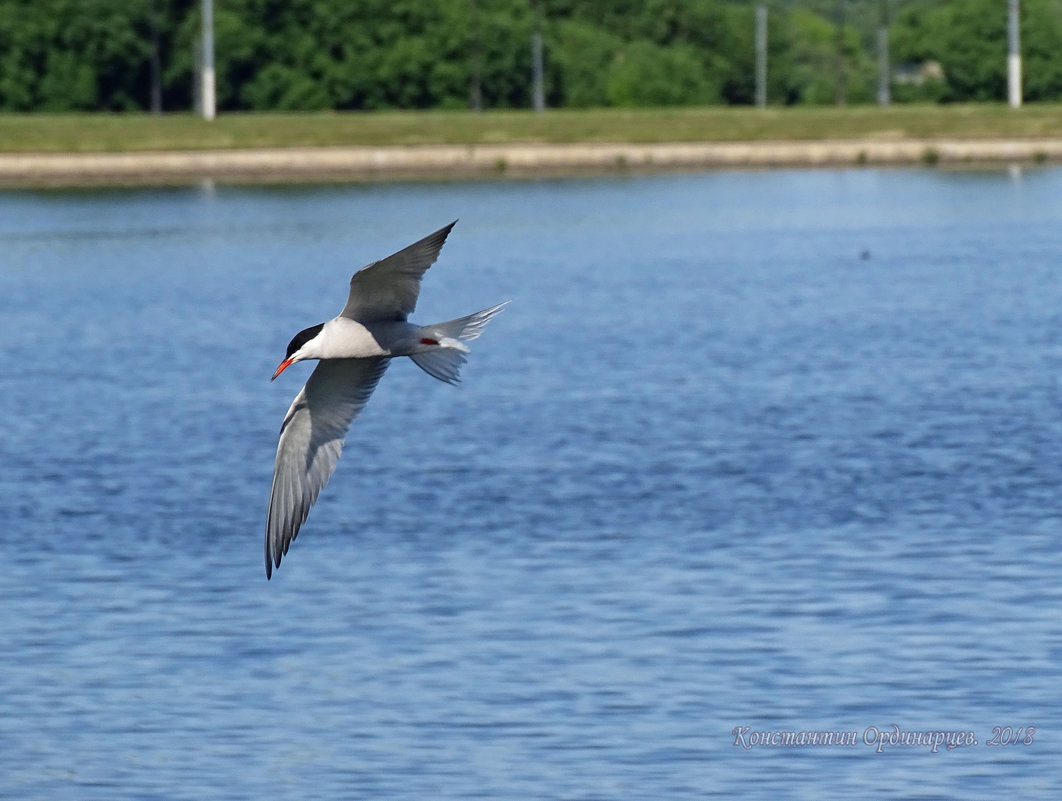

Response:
(265, 357), (389, 578)
(340, 221), (456, 323)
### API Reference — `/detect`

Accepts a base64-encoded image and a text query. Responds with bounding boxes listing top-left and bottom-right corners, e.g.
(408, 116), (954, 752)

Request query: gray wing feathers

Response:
(340, 221), (456, 322)
(265, 357), (389, 578)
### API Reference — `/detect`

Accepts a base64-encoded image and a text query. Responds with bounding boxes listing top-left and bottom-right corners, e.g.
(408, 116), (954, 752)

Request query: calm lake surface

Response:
(2, 167), (1061, 799)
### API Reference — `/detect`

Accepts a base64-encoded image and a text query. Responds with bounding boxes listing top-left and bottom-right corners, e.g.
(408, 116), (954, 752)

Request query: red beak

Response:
(271, 357), (295, 381)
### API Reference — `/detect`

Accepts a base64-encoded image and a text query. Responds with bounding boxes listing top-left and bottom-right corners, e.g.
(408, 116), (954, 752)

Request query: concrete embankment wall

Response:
(2, 139), (1061, 184)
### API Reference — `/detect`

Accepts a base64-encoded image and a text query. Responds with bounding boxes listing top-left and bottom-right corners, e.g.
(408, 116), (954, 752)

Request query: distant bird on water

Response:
(266, 221), (506, 578)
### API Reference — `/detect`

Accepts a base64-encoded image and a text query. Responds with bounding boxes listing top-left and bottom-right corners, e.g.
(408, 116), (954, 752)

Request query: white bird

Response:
(266, 221), (505, 578)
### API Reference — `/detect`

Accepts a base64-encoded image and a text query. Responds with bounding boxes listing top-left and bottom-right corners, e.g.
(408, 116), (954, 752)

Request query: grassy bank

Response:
(3, 104), (1062, 153)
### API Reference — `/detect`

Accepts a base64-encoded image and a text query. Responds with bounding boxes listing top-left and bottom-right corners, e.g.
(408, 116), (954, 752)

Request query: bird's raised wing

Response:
(340, 221), (456, 323)
(266, 357), (389, 578)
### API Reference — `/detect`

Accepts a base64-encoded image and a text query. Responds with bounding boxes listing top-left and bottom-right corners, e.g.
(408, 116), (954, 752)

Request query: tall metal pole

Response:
(755, 5), (767, 109)
(201, 0), (216, 120)
(469, 0), (482, 111)
(877, 0), (890, 107)
(835, 0), (847, 106)
(531, 9), (545, 112)
(1008, 0), (1022, 108)
(150, 0), (162, 113)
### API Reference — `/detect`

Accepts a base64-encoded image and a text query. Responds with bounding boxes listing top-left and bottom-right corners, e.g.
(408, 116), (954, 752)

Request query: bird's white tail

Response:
(410, 301), (508, 384)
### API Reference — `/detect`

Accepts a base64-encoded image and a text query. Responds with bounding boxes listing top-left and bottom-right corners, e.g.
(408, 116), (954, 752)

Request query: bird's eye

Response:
(286, 323), (325, 358)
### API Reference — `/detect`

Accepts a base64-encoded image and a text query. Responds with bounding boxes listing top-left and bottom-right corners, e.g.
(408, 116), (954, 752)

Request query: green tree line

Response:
(2, 0), (1062, 112)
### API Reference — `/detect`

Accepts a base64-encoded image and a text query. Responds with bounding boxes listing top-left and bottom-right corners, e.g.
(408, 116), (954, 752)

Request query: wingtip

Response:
(265, 534), (278, 579)
(412, 220), (458, 259)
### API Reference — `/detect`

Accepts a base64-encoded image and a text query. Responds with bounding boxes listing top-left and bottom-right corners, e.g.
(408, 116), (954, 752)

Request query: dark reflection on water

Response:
(2, 169), (1060, 799)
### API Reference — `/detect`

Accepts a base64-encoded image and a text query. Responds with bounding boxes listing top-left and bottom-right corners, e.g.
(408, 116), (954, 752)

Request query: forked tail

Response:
(410, 301), (508, 384)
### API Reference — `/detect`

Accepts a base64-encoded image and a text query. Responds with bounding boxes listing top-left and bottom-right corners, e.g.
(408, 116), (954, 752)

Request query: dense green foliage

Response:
(1, 0), (1061, 112)
(891, 0), (1062, 102)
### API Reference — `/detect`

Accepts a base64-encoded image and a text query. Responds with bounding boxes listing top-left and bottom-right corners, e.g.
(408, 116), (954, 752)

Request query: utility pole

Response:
(1008, 0), (1022, 108)
(877, 0), (890, 107)
(531, 4), (545, 112)
(469, 0), (482, 111)
(755, 4), (767, 109)
(150, 0), (162, 113)
(835, 0), (847, 106)
(201, 0), (216, 120)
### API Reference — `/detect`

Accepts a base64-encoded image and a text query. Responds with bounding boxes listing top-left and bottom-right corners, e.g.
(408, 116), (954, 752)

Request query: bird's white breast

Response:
(316, 317), (419, 359)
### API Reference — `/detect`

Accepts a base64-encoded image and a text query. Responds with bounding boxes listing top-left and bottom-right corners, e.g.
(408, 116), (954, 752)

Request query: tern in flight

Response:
(266, 221), (505, 578)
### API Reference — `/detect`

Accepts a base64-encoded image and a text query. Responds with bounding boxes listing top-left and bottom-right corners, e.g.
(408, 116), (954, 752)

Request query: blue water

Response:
(2, 167), (1060, 799)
